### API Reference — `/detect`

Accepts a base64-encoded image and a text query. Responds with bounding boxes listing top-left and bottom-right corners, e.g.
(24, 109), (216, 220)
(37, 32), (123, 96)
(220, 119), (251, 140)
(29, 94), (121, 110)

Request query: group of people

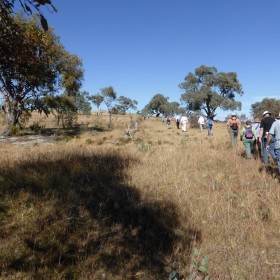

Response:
(227, 111), (280, 174)
(162, 114), (188, 131)
(162, 114), (189, 132)
(198, 115), (214, 136)
(160, 111), (280, 174)
(162, 114), (214, 135)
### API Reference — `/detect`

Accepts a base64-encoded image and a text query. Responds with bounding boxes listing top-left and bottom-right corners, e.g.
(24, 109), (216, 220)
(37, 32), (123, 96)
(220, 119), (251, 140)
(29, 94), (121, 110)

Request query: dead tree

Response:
(124, 117), (138, 140)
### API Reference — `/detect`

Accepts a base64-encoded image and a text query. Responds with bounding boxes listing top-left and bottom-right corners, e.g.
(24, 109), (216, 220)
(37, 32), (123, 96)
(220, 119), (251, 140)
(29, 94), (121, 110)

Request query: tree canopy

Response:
(142, 93), (181, 116)
(179, 65), (243, 118)
(90, 86), (138, 128)
(74, 91), (91, 115)
(0, 13), (84, 128)
(251, 98), (280, 119)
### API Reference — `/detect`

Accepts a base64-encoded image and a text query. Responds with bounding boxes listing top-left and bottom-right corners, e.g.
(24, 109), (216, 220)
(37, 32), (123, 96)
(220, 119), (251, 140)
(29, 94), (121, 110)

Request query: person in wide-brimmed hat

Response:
(259, 110), (277, 164)
(252, 117), (262, 159)
(266, 112), (280, 173)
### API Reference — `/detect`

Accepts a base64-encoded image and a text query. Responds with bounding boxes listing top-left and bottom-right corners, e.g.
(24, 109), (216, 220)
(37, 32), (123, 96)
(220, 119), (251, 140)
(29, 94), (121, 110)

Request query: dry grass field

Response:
(0, 113), (279, 279)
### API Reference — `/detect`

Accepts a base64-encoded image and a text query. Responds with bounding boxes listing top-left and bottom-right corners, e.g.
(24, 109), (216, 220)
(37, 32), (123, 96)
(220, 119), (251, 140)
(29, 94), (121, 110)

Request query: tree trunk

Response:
(4, 95), (12, 126)
(12, 99), (22, 126)
(108, 112), (112, 128)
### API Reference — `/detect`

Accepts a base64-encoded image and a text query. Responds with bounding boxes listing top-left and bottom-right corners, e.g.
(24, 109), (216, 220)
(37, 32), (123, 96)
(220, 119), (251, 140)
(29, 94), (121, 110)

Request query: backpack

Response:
(245, 126), (253, 139)
(167, 117), (171, 122)
(230, 119), (238, 130)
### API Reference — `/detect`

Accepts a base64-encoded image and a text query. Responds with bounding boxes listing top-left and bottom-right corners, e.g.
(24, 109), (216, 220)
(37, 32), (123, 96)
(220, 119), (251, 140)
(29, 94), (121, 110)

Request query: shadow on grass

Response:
(40, 125), (107, 137)
(0, 152), (200, 279)
(259, 163), (280, 182)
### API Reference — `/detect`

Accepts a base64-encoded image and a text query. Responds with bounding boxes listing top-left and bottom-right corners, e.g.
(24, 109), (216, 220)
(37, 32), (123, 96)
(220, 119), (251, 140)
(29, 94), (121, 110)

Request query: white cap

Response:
(262, 111), (272, 116)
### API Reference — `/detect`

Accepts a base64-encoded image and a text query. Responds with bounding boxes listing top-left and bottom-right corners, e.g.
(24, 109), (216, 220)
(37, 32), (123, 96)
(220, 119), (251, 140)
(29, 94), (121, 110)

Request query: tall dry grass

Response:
(0, 114), (279, 279)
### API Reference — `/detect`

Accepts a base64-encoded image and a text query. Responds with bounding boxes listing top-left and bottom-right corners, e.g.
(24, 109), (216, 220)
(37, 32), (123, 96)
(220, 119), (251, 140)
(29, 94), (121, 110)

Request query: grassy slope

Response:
(0, 114), (279, 279)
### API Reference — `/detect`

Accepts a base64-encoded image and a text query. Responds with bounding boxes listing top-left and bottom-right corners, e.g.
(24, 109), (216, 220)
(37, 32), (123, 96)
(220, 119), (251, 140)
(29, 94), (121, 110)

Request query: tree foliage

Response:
(89, 94), (103, 110)
(117, 95), (138, 114)
(0, 13), (84, 129)
(0, 0), (57, 31)
(143, 94), (169, 115)
(90, 86), (138, 128)
(251, 98), (280, 119)
(74, 91), (91, 115)
(44, 94), (77, 128)
(179, 65), (243, 118)
(143, 93), (180, 116)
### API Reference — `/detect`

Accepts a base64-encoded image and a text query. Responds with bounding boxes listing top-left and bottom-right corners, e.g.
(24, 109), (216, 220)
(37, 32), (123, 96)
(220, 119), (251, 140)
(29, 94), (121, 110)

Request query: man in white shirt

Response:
(180, 114), (188, 132)
(198, 115), (205, 132)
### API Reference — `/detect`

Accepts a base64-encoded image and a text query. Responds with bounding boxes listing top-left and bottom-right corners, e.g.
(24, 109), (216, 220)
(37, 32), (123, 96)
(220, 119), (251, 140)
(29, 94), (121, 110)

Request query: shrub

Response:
(30, 121), (46, 134)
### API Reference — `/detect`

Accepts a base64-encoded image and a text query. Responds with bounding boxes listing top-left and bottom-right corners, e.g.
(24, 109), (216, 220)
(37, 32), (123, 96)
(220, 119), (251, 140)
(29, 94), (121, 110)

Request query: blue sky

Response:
(42, 0), (279, 120)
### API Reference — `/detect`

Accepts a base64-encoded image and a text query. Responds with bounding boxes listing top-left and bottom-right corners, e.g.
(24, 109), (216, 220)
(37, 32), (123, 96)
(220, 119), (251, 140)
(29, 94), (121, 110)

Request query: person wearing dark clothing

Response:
(175, 115), (180, 129)
(252, 117), (262, 159)
(259, 111), (276, 164)
(206, 117), (213, 136)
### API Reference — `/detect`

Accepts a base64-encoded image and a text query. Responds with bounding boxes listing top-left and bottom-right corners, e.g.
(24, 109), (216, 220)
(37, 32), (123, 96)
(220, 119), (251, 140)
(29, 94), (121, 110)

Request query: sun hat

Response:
(263, 111), (272, 116)
(254, 117), (261, 123)
(231, 113), (237, 116)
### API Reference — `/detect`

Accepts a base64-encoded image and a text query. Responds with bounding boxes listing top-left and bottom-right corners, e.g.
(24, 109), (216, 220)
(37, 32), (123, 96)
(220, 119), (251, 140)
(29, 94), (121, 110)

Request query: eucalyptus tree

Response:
(91, 86), (138, 128)
(0, 13), (84, 129)
(116, 96), (138, 114)
(142, 94), (170, 116)
(142, 94), (180, 117)
(44, 94), (77, 128)
(74, 91), (92, 115)
(90, 94), (103, 111)
(251, 98), (280, 119)
(179, 65), (243, 118)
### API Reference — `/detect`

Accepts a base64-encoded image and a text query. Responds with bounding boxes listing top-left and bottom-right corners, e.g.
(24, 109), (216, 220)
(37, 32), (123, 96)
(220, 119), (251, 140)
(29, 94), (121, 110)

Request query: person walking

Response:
(175, 114), (180, 129)
(166, 115), (171, 129)
(266, 113), (280, 173)
(198, 115), (205, 132)
(252, 117), (262, 159)
(241, 120), (257, 159)
(259, 111), (276, 165)
(206, 117), (213, 136)
(227, 113), (241, 147)
(180, 114), (188, 132)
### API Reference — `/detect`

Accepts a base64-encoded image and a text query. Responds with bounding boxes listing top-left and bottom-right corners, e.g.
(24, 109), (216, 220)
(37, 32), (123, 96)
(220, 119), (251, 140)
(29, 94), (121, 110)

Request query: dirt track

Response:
(0, 135), (55, 146)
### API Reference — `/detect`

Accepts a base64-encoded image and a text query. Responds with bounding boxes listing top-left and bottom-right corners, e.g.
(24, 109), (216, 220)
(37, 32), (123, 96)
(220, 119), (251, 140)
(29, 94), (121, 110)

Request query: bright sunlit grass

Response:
(0, 113), (279, 279)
